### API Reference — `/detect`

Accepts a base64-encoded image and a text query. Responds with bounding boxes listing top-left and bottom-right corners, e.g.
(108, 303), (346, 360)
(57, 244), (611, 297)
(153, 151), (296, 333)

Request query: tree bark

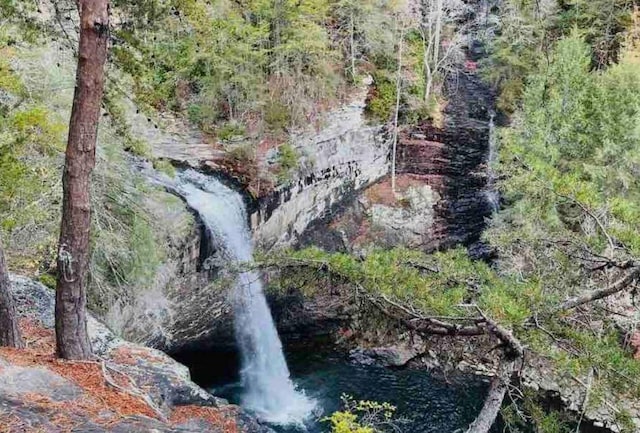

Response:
(55, 0), (109, 360)
(466, 359), (516, 433)
(350, 11), (356, 82)
(0, 237), (24, 348)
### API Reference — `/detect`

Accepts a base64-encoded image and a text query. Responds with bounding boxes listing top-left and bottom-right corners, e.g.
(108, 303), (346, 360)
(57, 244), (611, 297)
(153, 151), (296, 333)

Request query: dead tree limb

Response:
(466, 359), (517, 433)
(556, 267), (640, 312)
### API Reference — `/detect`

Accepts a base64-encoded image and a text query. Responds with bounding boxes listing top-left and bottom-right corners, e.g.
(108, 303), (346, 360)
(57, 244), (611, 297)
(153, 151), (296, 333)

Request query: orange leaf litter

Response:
(0, 319), (238, 432)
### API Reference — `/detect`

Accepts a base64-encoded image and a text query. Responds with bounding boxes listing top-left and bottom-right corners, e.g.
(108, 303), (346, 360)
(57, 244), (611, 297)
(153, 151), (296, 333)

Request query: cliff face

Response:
(130, 96), (390, 352)
(250, 99), (391, 250)
(298, 77), (496, 253)
(299, 0), (500, 253)
(396, 69), (496, 250)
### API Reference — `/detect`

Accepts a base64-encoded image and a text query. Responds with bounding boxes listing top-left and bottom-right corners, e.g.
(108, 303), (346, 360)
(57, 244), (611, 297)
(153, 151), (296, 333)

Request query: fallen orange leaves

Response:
(0, 319), (237, 432)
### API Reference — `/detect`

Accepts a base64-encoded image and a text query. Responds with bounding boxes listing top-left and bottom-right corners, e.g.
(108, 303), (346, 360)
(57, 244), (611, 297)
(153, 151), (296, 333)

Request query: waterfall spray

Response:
(174, 169), (315, 425)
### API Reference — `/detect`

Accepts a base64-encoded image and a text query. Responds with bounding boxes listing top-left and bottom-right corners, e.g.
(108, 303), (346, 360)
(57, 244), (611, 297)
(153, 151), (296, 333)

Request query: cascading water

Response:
(171, 169), (315, 425)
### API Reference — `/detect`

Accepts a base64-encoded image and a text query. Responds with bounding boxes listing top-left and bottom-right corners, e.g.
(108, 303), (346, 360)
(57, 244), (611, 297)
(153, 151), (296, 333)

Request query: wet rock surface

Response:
(298, 68), (497, 253)
(349, 345), (419, 368)
(396, 69), (496, 250)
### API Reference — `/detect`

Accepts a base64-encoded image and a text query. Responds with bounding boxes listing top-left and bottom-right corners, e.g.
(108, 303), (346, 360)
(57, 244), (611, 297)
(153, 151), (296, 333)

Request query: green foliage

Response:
(482, 0), (547, 113)
(153, 159), (176, 178)
(552, 0), (633, 66)
(0, 57), (24, 100)
(264, 99), (291, 130)
(226, 141), (257, 166)
(522, 397), (572, 433)
(0, 87), (65, 251)
(325, 411), (374, 433)
(484, 27), (640, 411)
(125, 138), (152, 157)
(109, 0), (412, 137)
(217, 121), (246, 142)
(103, 89), (152, 157)
(494, 33), (640, 256)
(0, 25), (193, 332)
(485, 0), (636, 113)
(37, 273), (56, 289)
(324, 395), (398, 433)
(271, 247), (540, 326)
(366, 72), (396, 121)
(275, 143), (299, 183)
(111, 0), (345, 133)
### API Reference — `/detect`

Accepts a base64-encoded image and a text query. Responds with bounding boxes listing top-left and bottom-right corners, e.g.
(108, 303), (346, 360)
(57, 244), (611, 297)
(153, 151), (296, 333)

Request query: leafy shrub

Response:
(217, 121), (246, 142)
(264, 99), (291, 130)
(324, 395), (398, 433)
(366, 72), (396, 121)
(226, 141), (256, 165)
(275, 143), (299, 183)
(125, 137), (151, 158)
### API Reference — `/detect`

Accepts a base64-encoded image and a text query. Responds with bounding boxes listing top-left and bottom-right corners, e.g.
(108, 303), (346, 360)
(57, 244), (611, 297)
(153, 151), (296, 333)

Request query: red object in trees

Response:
(465, 60), (478, 72)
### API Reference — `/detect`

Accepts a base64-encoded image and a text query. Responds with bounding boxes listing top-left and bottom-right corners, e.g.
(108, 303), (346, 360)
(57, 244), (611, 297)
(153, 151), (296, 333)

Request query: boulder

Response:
(3, 275), (272, 433)
(349, 345), (419, 368)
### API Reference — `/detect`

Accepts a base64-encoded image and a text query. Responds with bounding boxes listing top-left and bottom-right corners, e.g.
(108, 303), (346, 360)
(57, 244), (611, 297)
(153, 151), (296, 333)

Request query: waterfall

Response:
(485, 112), (499, 213)
(173, 169), (315, 425)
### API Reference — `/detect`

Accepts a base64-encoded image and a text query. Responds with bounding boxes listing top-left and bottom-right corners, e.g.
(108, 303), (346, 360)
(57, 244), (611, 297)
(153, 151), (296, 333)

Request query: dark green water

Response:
(191, 345), (496, 433)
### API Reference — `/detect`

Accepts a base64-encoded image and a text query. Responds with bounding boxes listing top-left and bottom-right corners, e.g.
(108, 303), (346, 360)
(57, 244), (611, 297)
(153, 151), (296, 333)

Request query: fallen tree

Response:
(257, 255), (640, 433)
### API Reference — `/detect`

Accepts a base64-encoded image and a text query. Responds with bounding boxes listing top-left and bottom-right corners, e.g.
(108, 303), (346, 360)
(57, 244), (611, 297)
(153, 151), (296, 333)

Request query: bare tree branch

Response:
(556, 267), (640, 312)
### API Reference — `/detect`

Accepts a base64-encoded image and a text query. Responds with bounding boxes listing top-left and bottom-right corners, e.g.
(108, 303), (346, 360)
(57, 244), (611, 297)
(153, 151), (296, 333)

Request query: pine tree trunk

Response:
(55, 0), (109, 360)
(0, 238), (24, 348)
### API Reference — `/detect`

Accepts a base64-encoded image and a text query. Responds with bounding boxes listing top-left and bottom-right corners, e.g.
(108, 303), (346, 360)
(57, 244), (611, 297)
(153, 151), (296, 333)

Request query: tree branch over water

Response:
(257, 255), (640, 433)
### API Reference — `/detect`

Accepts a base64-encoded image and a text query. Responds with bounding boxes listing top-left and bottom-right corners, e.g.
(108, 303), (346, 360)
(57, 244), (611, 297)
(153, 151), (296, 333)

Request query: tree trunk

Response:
(391, 19), (405, 193)
(55, 0), (109, 360)
(466, 359), (516, 433)
(432, 0), (442, 68)
(0, 238), (24, 348)
(350, 11), (356, 82)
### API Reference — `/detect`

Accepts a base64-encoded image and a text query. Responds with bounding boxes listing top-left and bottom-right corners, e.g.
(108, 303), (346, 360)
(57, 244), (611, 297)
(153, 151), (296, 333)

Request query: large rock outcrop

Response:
(126, 95), (390, 351)
(250, 98), (391, 249)
(395, 69), (496, 250)
(0, 275), (271, 432)
(297, 72), (497, 252)
(299, 1), (500, 253)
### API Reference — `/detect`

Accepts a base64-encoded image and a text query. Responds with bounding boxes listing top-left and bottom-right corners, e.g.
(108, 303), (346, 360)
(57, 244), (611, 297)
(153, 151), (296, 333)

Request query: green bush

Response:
(366, 72), (396, 121)
(153, 159), (176, 178)
(226, 141), (256, 166)
(275, 143), (299, 183)
(264, 100), (291, 130)
(217, 121), (246, 141)
(324, 395), (398, 433)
